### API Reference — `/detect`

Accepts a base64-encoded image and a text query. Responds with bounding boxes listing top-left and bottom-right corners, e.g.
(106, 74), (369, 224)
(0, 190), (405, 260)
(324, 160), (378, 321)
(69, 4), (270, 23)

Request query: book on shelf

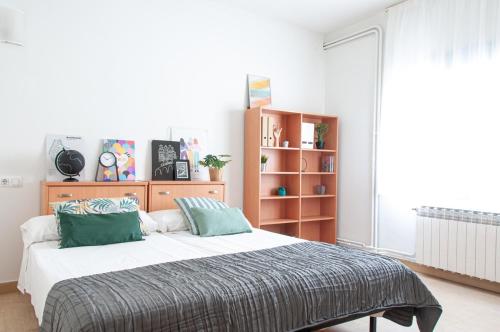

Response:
(267, 116), (275, 147)
(301, 122), (314, 149)
(321, 155), (335, 173)
(261, 116), (269, 147)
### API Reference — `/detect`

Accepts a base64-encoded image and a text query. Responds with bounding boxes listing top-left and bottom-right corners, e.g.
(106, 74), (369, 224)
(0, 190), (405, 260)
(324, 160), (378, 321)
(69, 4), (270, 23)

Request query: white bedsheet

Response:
(18, 229), (304, 322)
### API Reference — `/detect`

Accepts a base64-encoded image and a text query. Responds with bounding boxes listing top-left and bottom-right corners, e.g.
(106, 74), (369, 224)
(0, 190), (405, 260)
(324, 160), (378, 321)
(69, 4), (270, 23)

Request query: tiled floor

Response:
(324, 274), (500, 332)
(1, 274), (499, 331)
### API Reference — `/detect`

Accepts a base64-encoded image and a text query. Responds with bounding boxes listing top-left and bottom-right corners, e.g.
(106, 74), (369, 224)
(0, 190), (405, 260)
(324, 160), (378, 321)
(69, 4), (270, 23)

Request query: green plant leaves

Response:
(199, 154), (232, 170)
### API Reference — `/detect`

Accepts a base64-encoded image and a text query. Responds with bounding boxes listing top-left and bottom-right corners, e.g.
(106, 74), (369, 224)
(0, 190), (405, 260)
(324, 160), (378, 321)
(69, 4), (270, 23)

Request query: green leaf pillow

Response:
(189, 207), (252, 237)
(52, 197), (150, 235)
(58, 211), (143, 248)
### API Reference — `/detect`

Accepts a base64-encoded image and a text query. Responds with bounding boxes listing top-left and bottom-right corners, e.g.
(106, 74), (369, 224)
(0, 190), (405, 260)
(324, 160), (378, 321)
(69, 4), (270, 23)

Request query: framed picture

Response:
(102, 139), (136, 181)
(46, 134), (85, 181)
(151, 140), (180, 180)
(248, 74), (271, 108)
(170, 127), (209, 181)
(174, 159), (191, 181)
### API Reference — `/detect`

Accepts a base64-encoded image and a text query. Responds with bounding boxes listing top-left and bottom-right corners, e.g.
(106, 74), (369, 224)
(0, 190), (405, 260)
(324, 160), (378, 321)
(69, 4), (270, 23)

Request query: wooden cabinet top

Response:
(42, 181), (149, 187)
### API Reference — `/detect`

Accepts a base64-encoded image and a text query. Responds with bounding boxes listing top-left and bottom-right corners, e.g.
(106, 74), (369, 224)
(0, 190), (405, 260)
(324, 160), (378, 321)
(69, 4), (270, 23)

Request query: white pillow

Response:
(20, 210), (158, 248)
(20, 215), (59, 248)
(148, 209), (189, 232)
(138, 211), (159, 234)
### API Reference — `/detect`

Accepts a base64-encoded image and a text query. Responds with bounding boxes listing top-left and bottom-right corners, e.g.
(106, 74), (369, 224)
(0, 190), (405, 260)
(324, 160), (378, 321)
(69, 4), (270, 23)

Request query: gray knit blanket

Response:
(41, 242), (441, 332)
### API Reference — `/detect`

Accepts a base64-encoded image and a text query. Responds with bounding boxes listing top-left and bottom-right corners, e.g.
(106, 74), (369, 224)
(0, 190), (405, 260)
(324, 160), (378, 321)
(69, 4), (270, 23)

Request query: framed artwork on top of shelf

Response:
(174, 159), (191, 181)
(46, 134), (85, 181)
(102, 139), (135, 181)
(170, 127), (209, 181)
(152, 140), (180, 181)
(248, 74), (271, 108)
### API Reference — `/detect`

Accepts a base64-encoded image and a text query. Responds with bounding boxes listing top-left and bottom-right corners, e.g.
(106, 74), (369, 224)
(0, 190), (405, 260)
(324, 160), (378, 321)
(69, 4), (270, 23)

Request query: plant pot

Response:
(260, 163), (267, 172)
(209, 168), (223, 181)
(315, 140), (325, 149)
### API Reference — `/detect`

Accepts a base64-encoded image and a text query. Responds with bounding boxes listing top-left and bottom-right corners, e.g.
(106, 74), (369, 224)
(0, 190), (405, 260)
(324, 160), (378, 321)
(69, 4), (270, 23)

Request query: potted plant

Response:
(261, 154), (269, 172)
(199, 154), (231, 181)
(315, 123), (329, 149)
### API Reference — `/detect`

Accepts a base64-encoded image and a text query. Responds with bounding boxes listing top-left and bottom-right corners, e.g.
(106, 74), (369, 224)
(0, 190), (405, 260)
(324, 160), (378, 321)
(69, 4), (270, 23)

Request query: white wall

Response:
(0, 0), (325, 282)
(324, 12), (386, 246)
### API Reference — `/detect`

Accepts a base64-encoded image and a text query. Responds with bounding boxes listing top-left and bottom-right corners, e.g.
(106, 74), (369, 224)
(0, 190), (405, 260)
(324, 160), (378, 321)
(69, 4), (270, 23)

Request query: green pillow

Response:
(174, 197), (229, 235)
(58, 211), (143, 248)
(190, 207), (252, 237)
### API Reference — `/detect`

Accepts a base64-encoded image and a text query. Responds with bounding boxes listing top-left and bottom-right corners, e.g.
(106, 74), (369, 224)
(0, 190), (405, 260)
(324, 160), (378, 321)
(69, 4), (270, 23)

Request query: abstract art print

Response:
(170, 127), (208, 181)
(248, 74), (271, 108)
(46, 134), (85, 181)
(102, 139), (135, 181)
(151, 140), (180, 180)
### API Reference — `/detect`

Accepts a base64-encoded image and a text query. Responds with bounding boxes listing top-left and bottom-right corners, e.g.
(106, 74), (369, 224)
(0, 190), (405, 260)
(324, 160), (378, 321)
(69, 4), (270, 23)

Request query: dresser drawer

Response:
(45, 185), (147, 214)
(150, 183), (225, 211)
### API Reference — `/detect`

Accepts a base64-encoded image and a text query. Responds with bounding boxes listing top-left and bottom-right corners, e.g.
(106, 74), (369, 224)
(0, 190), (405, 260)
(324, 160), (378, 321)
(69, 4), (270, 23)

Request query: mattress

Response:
(19, 229), (304, 322)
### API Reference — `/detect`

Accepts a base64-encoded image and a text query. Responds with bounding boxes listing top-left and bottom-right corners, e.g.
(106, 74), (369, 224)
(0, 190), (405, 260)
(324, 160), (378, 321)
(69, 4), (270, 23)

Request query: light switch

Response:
(0, 176), (22, 187)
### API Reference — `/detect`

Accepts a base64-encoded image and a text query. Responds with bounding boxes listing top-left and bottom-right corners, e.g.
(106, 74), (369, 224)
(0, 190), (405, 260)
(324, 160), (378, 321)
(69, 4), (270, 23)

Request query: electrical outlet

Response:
(0, 176), (22, 188)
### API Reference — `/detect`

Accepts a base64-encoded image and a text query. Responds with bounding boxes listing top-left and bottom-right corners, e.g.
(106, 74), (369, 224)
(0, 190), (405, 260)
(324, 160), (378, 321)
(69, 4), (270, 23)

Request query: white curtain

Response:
(377, 0), (500, 255)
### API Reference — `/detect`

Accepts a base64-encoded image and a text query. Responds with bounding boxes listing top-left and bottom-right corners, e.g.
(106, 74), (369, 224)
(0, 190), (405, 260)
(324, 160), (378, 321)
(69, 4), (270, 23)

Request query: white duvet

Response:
(18, 229), (304, 322)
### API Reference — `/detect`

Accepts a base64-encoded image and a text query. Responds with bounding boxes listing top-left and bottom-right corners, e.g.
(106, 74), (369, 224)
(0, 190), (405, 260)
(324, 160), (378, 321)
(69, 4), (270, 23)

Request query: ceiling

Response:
(212, 0), (401, 34)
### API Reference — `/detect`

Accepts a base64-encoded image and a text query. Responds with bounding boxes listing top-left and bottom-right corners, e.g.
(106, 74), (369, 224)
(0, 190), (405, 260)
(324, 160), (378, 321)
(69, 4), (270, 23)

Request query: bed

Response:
(20, 229), (441, 331)
(18, 182), (441, 331)
(19, 229), (301, 322)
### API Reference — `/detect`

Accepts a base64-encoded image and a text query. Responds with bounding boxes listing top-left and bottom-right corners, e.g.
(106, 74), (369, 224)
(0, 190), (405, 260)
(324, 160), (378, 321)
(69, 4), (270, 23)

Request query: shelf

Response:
(261, 171), (300, 175)
(302, 172), (336, 175)
(301, 215), (335, 222)
(301, 194), (336, 199)
(261, 146), (300, 151)
(261, 218), (299, 226)
(301, 149), (336, 153)
(260, 195), (300, 200)
(245, 107), (338, 244)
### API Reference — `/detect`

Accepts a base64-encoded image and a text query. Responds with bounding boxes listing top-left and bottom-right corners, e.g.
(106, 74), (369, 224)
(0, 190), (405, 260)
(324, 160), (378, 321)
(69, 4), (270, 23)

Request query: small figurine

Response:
(273, 126), (283, 147)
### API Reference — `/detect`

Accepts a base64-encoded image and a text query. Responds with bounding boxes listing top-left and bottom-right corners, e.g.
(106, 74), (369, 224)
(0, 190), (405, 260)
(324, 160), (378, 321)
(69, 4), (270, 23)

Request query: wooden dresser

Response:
(148, 181), (225, 211)
(41, 181), (149, 215)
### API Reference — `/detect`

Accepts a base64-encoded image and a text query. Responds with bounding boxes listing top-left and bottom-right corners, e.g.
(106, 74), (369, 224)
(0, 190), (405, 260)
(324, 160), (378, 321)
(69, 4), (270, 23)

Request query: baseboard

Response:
(402, 260), (500, 294)
(0, 281), (18, 294)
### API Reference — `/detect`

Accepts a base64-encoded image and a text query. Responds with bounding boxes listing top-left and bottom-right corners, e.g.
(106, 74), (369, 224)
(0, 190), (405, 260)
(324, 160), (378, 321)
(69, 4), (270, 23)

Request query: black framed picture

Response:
(174, 159), (191, 181)
(152, 140), (180, 180)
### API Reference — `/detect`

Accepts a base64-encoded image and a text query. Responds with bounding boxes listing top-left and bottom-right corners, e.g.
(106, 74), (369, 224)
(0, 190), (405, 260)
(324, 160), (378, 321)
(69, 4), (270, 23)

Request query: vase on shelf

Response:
(260, 163), (267, 172)
(315, 184), (326, 195)
(277, 186), (287, 196)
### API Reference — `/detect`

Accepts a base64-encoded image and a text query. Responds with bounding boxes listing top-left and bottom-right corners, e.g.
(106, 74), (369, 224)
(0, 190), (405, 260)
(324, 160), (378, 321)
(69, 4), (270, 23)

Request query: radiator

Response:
(415, 206), (500, 282)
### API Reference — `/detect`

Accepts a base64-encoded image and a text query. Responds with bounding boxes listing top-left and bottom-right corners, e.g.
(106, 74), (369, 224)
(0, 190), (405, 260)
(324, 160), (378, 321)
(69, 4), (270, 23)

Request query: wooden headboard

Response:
(148, 181), (225, 212)
(41, 181), (149, 215)
(41, 181), (226, 215)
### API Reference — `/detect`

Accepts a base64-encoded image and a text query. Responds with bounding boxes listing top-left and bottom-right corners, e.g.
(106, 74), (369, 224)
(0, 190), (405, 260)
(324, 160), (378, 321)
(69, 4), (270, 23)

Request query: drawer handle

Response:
(159, 191), (171, 196)
(57, 193), (73, 198)
(208, 190), (218, 194)
(124, 192), (137, 197)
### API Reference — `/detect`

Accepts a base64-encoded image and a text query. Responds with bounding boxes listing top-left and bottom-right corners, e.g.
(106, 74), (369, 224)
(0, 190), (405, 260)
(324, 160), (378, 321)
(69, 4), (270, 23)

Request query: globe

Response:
(55, 149), (85, 182)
